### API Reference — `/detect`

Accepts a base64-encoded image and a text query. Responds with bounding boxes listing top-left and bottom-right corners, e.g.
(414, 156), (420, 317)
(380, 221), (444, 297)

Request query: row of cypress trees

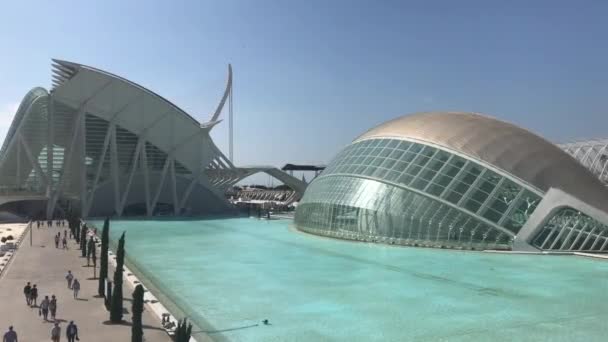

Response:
(92, 217), (192, 342)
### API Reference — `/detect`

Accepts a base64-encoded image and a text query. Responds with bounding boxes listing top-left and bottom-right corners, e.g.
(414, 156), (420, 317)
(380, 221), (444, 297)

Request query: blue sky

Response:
(0, 0), (606, 184)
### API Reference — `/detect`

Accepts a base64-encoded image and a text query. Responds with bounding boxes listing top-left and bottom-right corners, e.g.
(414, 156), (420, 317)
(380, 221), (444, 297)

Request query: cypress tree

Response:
(98, 217), (110, 297)
(87, 236), (95, 266)
(80, 225), (87, 257)
(110, 231), (125, 323)
(74, 220), (80, 243)
(175, 318), (193, 342)
(91, 240), (97, 277)
(131, 284), (144, 342)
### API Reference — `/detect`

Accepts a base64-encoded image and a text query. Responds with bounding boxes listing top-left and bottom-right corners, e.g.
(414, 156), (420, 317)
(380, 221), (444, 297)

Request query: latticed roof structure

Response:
(295, 112), (608, 253)
(559, 138), (608, 187)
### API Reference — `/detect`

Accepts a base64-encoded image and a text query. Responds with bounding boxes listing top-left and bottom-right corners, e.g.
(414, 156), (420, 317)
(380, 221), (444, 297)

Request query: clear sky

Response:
(0, 0), (606, 184)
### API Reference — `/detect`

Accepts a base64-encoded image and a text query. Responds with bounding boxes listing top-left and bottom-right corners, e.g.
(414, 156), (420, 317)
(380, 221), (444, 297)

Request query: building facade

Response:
(295, 112), (608, 252)
(0, 60), (305, 219)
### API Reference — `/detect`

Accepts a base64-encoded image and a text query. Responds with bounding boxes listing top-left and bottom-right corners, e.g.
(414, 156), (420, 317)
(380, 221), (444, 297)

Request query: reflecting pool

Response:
(92, 218), (608, 341)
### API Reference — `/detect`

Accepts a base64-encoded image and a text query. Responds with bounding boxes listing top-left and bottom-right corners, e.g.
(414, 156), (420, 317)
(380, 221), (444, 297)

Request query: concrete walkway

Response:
(0, 222), (171, 342)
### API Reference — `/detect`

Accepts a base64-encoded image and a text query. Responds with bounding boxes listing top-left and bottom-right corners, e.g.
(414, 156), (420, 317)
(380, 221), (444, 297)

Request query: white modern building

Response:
(0, 60), (305, 219)
(295, 112), (608, 252)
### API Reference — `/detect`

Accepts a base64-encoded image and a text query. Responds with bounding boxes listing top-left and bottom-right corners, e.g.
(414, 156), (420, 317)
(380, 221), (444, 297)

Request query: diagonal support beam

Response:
(118, 138), (144, 216)
(17, 133), (49, 189)
(84, 124), (113, 217)
(47, 105), (85, 218)
(150, 155), (173, 214)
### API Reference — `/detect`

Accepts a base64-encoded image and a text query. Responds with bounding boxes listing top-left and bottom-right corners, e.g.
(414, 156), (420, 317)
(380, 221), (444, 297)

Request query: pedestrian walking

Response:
(72, 279), (80, 299)
(49, 295), (57, 321)
(30, 284), (38, 307)
(54, 234), (60, 248)
(40, 296), (50, 321)
(2, 326), (17, 342)
(65, 271), (73, 289)
(62, 236), (67, 249)
(51, 323), (61, 342)
(23, 282), (31, 305)
(66, 321), (78, 342)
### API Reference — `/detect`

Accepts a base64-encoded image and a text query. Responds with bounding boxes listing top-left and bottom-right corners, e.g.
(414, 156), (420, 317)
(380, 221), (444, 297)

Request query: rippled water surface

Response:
(92, 218), (608, 341)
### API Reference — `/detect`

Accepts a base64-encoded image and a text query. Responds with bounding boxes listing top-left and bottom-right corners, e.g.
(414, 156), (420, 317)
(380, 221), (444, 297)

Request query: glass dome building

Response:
(295, 112), (608, 252)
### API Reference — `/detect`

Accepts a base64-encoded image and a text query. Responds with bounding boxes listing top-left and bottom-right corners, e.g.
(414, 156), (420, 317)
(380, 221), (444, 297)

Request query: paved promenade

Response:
(0, 222), (170, 342)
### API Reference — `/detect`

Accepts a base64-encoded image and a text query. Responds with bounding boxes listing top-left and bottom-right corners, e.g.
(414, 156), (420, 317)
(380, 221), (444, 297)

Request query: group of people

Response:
(54, 230), (68, 249)
(36, 220), (66, 229)
(65, 271), (81, 299)
(21, 280), (80, 341)
(4, 219), (90, 341)
(4, 322), (78, 342)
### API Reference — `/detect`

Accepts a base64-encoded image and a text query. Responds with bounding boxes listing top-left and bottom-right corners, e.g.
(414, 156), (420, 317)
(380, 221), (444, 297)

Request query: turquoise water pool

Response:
(94, 218), (608, 341)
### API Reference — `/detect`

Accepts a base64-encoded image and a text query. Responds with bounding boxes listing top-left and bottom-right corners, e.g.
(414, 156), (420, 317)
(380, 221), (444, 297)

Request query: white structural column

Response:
(47, 104), (85, 218)
(47, 94), (54, 196)
(170, 159), (179, 215)
(229, 75), (234, 162)
(110, 124), (120, 214)
(79, 111), (87, 214)
(141, 142), (151, 216)
(83, 123), (113, 217)
(15, 135), (20, 186)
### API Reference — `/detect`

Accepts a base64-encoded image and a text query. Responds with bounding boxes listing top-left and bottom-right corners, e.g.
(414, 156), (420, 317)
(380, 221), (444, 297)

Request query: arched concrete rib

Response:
(207, 64), (232, 126)
(220, 166), (309, 195)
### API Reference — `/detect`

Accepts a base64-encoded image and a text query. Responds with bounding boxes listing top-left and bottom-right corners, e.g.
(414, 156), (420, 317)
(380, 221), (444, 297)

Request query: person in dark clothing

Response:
(23, 282), (31, 305)
(49, 295), (58, 321)
(3, 326), (18, 342)
(66, 321), (78, 342)
(72, 279), (80, 299)
(65, 271), (73, 289)
(62, 236), (67, 249)
(54, 234), (60, 248)
(30, 284), (38, 307)
(40, 296), (50, 321)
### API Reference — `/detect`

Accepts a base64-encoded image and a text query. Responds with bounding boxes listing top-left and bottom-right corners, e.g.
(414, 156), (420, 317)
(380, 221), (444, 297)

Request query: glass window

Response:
(410, 176), (430, 190)
(362, 165), (377, 176)
(409, 143), (423, 154)
(406, 164), (422, 177)
(354, 165), (367, 174)
(358, 140), (372, 148)
(368, 139), (382, 148)
(395, 141), (411, 151)
(393, 161), (408, 172)
(387, 139), (400, 148)
(388, 149), (404, 160)
(427, 183), (446, 196)
(381, 159), (397, 170)
(377, 139), (390, 148)
(402, 152), (417, 163)
(373, 168), (389, 179)
(371, 157), (384, 167)
(385, 170), (401, 182)
(398, 173), (414, 186)
(482, 208), (503, 223)
(379, 148), (392, 158)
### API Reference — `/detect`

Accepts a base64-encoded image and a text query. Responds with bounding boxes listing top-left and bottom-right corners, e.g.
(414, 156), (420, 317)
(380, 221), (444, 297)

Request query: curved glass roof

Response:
(318, 138), (541, 235)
